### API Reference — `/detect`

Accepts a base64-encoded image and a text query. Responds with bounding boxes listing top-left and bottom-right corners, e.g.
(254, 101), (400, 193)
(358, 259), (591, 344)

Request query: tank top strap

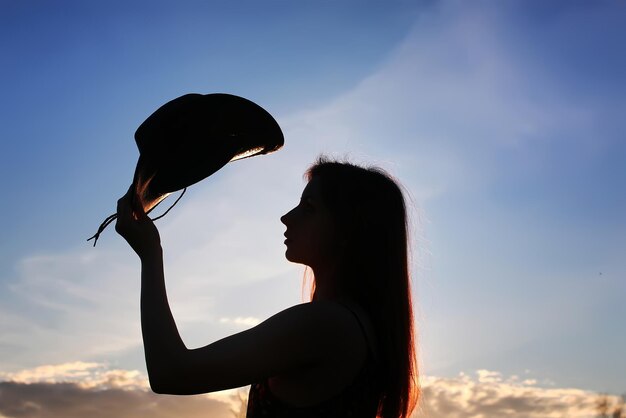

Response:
(334, 301), (377, 361)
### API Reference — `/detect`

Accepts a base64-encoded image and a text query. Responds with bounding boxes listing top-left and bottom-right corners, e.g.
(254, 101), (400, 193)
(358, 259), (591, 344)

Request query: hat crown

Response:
(133, 93), (284, 209)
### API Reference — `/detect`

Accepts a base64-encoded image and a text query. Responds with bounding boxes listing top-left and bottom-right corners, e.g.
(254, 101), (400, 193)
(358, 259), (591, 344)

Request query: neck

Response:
(310, 264), (353, 303)
(310, 262), (335, 301)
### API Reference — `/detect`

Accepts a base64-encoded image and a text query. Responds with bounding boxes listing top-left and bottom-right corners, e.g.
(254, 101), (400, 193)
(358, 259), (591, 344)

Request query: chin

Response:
(284, 249), (306, 265)
(284, 251), (298, 263)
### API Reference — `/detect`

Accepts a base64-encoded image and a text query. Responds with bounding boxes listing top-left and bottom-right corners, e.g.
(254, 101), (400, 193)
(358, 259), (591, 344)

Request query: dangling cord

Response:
(87, 213), (118, 247)
(87, 187), (187, 247)
(151, 187), (186, 221)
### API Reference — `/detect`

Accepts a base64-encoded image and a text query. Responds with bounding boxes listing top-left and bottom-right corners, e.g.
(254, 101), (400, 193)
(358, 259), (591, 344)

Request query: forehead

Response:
(301, 177), (323, 199)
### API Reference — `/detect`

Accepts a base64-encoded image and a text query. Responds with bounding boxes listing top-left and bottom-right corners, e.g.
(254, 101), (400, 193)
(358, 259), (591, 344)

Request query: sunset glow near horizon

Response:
(1, 1), (625, 416)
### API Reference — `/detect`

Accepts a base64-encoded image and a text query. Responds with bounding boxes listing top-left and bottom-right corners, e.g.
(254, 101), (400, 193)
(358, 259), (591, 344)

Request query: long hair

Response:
(304, 156), (419, 418)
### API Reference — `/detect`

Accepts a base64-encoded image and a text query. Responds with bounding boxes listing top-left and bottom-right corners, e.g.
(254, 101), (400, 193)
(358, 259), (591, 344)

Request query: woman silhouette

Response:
(115, 156), (419, 418)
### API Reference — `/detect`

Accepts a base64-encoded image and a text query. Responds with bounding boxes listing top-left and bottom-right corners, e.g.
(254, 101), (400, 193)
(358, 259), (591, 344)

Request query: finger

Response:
(117, 197), (136, 226)
(117, 194), (130, 214)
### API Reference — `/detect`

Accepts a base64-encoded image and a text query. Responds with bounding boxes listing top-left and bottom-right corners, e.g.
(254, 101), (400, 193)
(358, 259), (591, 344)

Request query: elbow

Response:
(151, 385), (171, 395)
(147, 367), (193, 395)
(145, 352), (207, 395)
(147, 364), (178, 394)
(148, 374), (169, 394)
(145, 350), (185, 394)
(150, 385), (165, 394)
(149, 376), (183, 395)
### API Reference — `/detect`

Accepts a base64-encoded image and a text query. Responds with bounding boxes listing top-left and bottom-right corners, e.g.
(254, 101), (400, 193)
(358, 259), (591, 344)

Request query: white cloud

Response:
(416, 370), (621, 418)
(2, 364), (621, 418)
(0, 381), (237, 418)
(0, 361), (147, 391)
(0, 362), (248, 415)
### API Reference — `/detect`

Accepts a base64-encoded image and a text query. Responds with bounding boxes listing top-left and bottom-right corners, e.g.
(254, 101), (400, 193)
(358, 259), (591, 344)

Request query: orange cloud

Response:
(0, 362), (147, 391)
(0, 382), (235, 418)
(0, 362), (246, 418)
(1, 364), (622, 418)
(416, 371), (622, 418)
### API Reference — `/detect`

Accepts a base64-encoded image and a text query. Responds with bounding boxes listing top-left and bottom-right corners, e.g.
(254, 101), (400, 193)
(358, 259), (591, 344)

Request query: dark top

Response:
(246, 303), (380, 417)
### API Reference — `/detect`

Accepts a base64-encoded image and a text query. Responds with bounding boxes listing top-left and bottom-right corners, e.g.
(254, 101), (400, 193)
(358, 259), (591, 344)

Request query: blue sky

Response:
(1, 1), (625, 416)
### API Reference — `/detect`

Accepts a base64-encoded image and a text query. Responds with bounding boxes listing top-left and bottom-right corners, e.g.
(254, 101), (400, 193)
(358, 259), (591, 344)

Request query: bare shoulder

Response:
(302, 300), (372, 359)
(269, 301), (368, 357)
(269, 301), (363, 340)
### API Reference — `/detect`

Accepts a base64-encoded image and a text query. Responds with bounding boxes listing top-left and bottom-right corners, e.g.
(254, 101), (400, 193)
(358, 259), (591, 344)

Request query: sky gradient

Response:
(1, 1), (625, 416)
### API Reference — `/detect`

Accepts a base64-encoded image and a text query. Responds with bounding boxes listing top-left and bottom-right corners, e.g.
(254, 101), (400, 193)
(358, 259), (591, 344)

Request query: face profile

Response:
(280, 177), (338, 272)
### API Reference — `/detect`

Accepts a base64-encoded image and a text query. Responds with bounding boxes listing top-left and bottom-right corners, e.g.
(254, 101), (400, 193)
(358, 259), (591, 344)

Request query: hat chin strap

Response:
(146, 187), (186, 221)
(87, 187), (187, 247)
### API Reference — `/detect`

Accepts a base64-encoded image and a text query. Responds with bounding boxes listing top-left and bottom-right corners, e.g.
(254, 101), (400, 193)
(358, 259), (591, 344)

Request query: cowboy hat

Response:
(88, 93), (284, 246)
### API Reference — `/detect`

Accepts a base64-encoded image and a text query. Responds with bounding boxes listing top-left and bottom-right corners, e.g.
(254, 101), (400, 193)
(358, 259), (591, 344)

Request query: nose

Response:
(280, 207), (294, 226)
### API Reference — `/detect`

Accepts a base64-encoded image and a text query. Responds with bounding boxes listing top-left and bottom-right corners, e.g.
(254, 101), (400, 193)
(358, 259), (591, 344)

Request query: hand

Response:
(115, 186), (162, 259)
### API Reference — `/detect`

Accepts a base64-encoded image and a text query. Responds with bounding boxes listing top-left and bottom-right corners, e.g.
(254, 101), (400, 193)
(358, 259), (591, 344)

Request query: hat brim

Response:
(132, 93), (284, 213)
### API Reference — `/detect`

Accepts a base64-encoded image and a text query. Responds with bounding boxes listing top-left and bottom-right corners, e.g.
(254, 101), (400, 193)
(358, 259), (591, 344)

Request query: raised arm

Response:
(115, 191), (187, 390)
(115, 191), (366, 395)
